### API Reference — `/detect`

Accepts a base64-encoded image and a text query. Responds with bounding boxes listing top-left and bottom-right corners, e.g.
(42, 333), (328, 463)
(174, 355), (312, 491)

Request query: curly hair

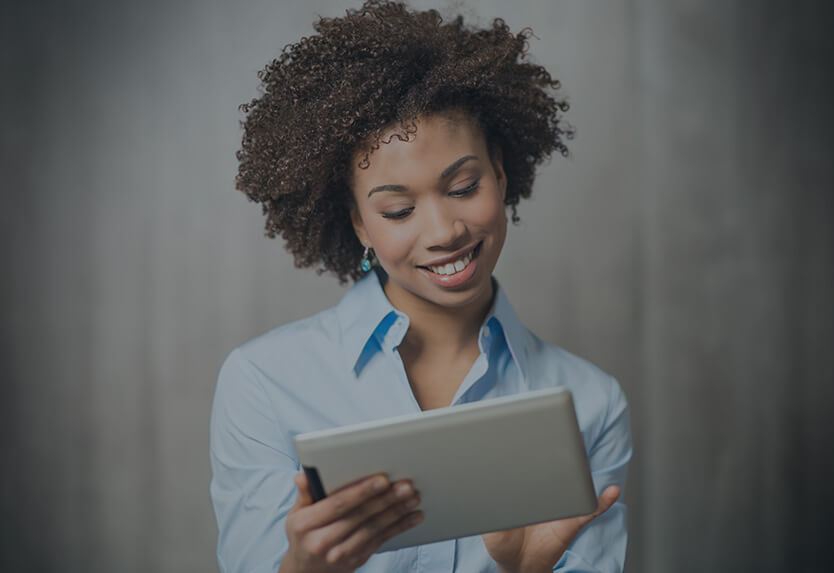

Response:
(236, 0), (572, 283)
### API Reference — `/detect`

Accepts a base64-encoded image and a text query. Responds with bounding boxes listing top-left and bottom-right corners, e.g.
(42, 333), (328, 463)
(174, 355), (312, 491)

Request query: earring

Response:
(360, 245), (373, 272)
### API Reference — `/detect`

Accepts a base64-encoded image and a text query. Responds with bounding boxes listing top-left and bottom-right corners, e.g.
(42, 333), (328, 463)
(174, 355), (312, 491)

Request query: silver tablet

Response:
(292, 386), (596, 552)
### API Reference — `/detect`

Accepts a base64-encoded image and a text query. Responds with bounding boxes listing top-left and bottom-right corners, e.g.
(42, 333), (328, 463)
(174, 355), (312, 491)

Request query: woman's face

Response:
(350, 112), (508, 313)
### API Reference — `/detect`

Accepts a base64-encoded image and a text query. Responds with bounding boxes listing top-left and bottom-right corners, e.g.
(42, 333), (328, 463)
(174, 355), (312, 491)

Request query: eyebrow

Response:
(367, 155), (479, 197)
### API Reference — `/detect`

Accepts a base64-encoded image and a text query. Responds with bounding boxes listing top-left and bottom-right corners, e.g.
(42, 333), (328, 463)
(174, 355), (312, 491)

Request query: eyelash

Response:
(381, 179), (480, 220)
(381, 208), (414, 220)
(449, 179), (480, 198)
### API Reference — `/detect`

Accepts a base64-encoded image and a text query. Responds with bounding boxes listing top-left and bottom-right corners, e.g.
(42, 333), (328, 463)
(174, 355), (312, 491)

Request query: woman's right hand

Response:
(278, 472), (423, 573)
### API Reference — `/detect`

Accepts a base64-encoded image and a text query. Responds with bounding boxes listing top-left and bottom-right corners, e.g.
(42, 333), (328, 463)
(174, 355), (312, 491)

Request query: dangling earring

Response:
(360, 245), (373, 272)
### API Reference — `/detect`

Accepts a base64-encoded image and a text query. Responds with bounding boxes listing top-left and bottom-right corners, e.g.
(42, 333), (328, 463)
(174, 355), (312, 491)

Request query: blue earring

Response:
(360, 246), (373, 272)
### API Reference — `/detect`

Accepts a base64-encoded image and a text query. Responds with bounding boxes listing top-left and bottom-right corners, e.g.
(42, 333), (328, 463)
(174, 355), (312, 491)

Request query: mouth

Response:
(419, 241), (482, 275)
(417, 241), (482, 288)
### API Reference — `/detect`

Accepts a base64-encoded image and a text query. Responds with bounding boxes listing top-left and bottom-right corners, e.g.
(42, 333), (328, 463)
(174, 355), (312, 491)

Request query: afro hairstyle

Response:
(235, 0), (572, 283)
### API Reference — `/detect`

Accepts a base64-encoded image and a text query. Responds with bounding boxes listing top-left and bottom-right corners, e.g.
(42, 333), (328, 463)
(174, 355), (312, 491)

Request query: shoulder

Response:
(216, 304), (347, 395)
(240, 306), (342, 367)
(212, 303), (357, 442)
(521, 329), (630, 458)
(523, 330), (624, 404)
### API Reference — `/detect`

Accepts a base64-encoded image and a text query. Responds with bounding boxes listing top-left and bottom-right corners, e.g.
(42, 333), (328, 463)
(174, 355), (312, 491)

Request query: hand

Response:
(481, 485), (620, 573)
(278, 472), (424, 573)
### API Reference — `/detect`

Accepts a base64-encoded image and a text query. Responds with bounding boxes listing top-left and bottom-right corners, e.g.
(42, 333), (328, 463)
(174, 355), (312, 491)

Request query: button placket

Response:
(387, 316), (422, 413)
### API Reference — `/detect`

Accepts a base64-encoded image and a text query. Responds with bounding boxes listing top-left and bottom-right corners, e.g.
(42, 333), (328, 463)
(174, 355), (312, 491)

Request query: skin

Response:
(351, 112), (508, 409)
(282, 111), (619, 572)
(279, 473), (424, 573)
(350, 112), (507, 317)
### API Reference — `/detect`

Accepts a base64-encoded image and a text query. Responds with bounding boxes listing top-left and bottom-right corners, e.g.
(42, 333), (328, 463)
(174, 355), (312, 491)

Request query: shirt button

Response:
(483, 326), (491, 338)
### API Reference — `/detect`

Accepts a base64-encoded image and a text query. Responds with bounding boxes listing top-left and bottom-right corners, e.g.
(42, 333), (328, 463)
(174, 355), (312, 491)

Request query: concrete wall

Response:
(2, 1), (832, 571)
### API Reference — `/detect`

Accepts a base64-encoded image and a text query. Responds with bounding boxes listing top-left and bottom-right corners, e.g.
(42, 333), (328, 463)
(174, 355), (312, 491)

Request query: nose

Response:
(422, 199), (467, 250)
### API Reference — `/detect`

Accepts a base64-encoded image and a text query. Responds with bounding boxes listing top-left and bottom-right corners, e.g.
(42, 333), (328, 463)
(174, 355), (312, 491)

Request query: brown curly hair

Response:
(236, 0), (572, 283)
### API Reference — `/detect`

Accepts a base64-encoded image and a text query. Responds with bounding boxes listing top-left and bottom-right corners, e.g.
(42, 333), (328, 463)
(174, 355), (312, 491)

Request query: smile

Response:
(418, 242), (482, 288)
(428, 248), (476, 275)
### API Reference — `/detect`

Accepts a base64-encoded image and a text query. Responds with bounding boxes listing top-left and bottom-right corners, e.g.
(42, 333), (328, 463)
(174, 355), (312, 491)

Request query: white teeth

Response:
(428, 250), (474, 275)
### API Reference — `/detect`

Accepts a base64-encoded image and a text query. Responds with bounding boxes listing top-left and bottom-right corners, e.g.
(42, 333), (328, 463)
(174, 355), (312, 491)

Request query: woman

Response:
(210, 2), (632, 572)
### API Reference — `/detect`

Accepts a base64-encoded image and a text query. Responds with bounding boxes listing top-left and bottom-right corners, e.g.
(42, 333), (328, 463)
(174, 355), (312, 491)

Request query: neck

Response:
(383, 279), (496, 356)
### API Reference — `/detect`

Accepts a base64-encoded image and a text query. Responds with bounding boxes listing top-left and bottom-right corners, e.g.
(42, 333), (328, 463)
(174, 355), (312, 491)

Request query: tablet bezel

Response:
(292, 386), (597, 552)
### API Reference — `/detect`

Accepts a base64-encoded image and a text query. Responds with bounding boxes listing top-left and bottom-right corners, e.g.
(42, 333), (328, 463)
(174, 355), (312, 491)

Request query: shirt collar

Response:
(482, 278), (529, 381)
(336, 270), (528, 381)
(336, 269), (405, 374)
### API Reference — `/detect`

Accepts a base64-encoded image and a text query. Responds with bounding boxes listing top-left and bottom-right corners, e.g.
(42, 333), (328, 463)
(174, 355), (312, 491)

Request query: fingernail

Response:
(405, 496), (419, 510)
(395, 483), (412, 498)
(373, 476), (388, 491)
(409, 512), (424, 526)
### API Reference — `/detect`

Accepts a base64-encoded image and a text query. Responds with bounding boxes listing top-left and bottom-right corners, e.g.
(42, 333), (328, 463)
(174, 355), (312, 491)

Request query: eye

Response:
(449, 179), (480, 198)
(381, 207), (414, 220)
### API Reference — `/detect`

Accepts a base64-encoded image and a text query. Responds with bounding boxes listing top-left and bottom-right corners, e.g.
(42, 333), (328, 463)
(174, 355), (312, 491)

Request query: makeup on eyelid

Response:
(350, 113), (507, 313)
(377, 179), (481, 219)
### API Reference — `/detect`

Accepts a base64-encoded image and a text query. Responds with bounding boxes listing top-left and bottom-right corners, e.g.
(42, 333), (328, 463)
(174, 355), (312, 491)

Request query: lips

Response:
(418, 242), (482, 288)
(418, 242), (482, 272)
(426, 248), (475, 275)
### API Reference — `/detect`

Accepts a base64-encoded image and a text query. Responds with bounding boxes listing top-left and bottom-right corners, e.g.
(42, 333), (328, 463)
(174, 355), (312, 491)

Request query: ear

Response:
(490, 146), (507, 201)
(350, 204), (370, 248)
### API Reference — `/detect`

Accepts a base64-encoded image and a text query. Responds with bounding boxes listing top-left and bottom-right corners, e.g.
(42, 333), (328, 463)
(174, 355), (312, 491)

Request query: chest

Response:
(399, 347), (480, 410)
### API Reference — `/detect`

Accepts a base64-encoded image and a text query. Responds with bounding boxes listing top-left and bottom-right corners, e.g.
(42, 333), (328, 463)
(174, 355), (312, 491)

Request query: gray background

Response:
(2, 0), (832, 572)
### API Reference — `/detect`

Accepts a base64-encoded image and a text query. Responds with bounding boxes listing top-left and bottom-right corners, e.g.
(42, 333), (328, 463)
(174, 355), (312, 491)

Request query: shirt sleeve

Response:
(210, 348), (298, 573)
(554, 375), (632, 573)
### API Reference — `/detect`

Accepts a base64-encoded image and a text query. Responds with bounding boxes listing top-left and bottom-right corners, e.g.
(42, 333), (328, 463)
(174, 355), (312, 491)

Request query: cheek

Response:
(472, 194), (508, 232)
(474, 196), (508, 257)
(364, 220), (415, 265)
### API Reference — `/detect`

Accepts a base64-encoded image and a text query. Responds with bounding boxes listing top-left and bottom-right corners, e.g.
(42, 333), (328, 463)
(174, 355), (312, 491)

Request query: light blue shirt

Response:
(210, 270), (632, 573)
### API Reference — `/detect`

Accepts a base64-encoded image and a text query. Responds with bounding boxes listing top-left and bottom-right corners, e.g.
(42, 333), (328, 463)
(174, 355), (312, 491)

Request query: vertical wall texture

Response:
(2, 1), (832, 572)
(635, 1), (834, 571)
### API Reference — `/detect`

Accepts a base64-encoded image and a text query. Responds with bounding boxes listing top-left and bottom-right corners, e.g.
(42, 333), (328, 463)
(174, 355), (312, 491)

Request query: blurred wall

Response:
(2, 1), (832, 572)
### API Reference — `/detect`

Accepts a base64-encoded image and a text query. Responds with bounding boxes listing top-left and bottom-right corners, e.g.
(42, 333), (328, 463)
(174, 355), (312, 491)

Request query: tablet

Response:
(292, 386), (596, 552)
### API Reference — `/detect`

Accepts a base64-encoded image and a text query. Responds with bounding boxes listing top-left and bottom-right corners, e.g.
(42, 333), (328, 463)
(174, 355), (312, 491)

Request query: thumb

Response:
(594, 485), (620, 516)
(292, 472), (314, 509)
(576, 485), (620, 528)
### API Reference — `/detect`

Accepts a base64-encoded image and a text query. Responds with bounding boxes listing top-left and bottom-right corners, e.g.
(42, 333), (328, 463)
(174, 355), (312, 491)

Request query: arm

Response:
(554, 375), (632, 573)
(210, 349), (423, 573)
(210, 349), (298, 573)
(483, 376), (632, 573)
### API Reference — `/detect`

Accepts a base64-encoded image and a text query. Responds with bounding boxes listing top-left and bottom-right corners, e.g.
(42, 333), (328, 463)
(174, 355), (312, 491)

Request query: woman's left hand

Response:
(481, 485), (620, 573)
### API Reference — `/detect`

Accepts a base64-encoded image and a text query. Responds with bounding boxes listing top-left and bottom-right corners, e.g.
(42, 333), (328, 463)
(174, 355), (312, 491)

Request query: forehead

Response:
(352, 113), (488, 183)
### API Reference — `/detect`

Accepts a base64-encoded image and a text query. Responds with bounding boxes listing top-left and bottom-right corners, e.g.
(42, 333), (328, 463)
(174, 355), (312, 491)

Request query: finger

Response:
(317, 481), (418, 552)
(302, 473), (390, 530)
(344, 510), (425, 569)
(574, 485), (620, 529)
(322, 483), (420, 563)
(593, 485), (620, 517)
(292, 472), (314, 509)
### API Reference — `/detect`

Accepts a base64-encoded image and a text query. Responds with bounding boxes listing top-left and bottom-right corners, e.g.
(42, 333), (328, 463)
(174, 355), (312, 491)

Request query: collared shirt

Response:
(210, 270), (632, 573)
